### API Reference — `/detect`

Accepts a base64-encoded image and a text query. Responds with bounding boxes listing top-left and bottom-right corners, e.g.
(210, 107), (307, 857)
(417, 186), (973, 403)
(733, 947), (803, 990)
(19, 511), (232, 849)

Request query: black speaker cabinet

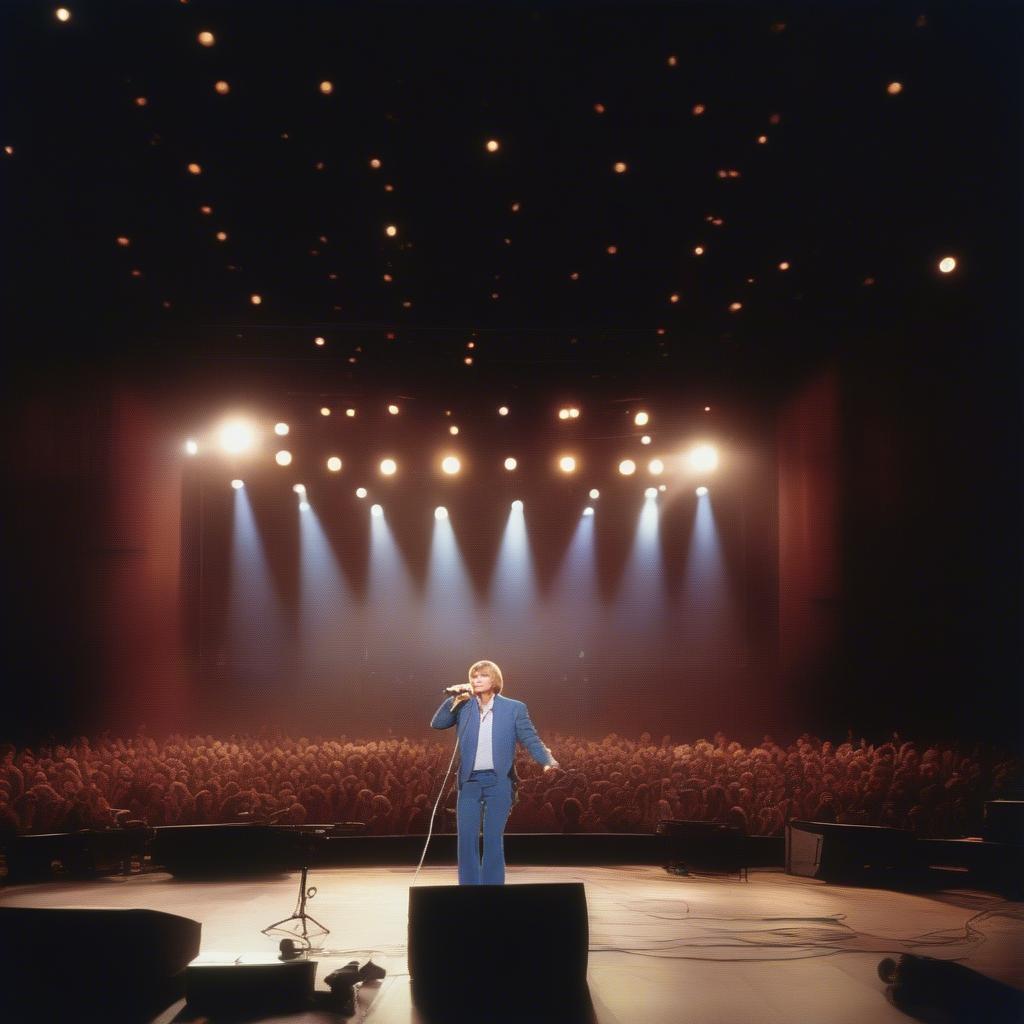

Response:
(984, 800), (1024, 845)
(409, 883), (588, 1014)
(186, 958), (317, 1013)
(786, 820), (915, 880)
(0, 906), (201, 1021)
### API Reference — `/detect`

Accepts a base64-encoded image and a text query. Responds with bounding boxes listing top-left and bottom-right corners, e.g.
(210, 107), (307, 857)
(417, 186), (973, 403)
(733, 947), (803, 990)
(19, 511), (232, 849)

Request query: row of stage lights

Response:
(227, 481), (710, 514)
(184, 414), (720, 479)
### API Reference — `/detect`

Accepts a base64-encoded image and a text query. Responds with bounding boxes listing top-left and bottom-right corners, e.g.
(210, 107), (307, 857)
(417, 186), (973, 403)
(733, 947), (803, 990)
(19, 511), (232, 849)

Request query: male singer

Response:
(431, 660), (558, 884)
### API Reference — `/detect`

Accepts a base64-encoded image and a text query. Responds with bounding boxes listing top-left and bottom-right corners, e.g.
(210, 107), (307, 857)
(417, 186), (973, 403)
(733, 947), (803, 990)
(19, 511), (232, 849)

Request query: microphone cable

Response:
(411, 700), (463, 887)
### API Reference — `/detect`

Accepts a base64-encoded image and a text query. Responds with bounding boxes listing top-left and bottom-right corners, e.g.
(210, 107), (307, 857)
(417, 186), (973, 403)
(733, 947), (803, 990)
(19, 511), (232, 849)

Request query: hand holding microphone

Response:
(442, 682), (473, 709)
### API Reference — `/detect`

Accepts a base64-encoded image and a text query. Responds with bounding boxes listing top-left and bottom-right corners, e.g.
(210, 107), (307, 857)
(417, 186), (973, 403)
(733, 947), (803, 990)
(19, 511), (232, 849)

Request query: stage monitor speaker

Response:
(186, 957), (317, 1013)
(984, 800), (1024, 845)
(0, 906), (201, 1021)
(786, 820), (915, 880)
(409, 883), (588, 1015)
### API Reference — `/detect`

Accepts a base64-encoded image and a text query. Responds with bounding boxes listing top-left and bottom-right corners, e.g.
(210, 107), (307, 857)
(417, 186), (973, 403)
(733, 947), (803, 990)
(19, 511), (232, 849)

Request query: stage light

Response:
(275, 450), (292, 466)
(55, 7), (71, 21)
(320, 407), (331, 416)
(687, 444), (719, 472)
(198, 30), (215, 47)
(486, 139), (500, 152)
(356, 487), (368, 498)
(346, 408), (356, 417)
(380, 458), (397, 476)
(274, 422), (289, 436)
(619, 459), (636, 476)
(231, 479), (244, 489)
(583, 506), (594, 516)
(694, 245), (704, 255)
(498, 406), (509, 416)
(569, 407), (580, 419)
(613, 161), (628, 173)
(319, 80), (334, 94)
(370, 157), (382, 169)
(449, 425), (459, 435)
(441, 455), (461, 475)
(327, 456), (342, 472)
(184, 439), (199, 456)
(704, 405), (711, 412)
(299, 501), (310, 511)
(778, 261), (790, 271)
(387, 403), (400, 415)
(504, 457), (518, 471)
(939, 256), (957, 273)
(370, 503), (383, 517)
(649, 458), (664, 475)
(729, 302), (742, 312)
(589, 488), (600, 499)
(219, 419), (255, 454)
(641, 435), (652, 445)
(634, 411), (649, 426)
(887, 81), (903, 95)
(292, 483), (306, 495)
(214, 80), (230, 95)
(511, 500), (523, 511)
(187, 162), (202, 175)
(645, 487), (658, 498)
(435, 506), (448, 520)
(559, 456), (577, 474)
(659, 484), (667, 492)
(696, 486), (708, 496)
(558, 408), (570, 420)
(314, 336), (325, 346)
(385, 224), (397, 237)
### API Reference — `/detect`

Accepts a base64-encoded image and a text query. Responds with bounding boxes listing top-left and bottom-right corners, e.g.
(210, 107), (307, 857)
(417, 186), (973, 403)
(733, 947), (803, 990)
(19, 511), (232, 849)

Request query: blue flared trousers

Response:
(456, 769), (513, 885)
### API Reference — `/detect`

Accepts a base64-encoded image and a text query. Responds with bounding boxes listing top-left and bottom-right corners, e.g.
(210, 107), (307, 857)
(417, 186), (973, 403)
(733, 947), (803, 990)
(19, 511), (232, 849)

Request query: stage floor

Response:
(3, 865), (1022, 1023)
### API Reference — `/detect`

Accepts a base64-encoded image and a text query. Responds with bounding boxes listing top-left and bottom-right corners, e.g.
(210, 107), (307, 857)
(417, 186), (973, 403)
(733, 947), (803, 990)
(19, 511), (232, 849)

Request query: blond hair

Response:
(467, 660), (504, 694)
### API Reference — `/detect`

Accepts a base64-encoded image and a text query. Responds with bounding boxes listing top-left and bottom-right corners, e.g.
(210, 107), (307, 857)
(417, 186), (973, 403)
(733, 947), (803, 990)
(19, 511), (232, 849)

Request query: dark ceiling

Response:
(2, 0), (1020, 403)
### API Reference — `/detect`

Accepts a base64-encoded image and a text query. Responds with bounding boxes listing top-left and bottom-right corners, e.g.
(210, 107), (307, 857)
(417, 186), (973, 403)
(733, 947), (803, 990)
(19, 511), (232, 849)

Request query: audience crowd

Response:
(0, 730), (1019, 840)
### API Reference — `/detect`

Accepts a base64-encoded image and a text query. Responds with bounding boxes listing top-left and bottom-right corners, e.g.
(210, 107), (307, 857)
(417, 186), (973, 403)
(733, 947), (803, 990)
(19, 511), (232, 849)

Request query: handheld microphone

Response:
(441, 683), (473, 695)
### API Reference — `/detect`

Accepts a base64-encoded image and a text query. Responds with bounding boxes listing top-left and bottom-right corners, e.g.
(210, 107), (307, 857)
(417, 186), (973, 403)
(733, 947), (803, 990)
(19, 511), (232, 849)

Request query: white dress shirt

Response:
(472, 695), (495, 771)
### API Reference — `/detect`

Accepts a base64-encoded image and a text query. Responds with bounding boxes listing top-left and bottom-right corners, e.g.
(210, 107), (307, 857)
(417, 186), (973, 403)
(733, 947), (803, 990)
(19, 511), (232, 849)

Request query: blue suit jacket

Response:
(430, 693), (555, 789)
